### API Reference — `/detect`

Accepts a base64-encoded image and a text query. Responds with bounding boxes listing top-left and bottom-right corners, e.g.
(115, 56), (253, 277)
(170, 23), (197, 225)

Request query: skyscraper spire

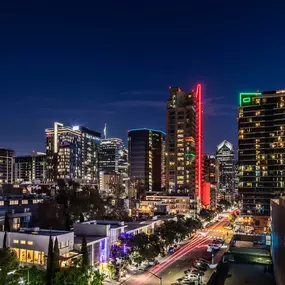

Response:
(103, 123), (107, 139)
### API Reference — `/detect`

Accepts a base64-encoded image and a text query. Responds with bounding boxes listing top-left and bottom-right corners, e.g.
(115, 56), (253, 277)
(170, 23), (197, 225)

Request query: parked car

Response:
(189, 269), (205, 276)
(207, 244), (220, 252)
(199, 258), (210, 264)
(175, 278), (195, 284)
(148, 260), (159, 266)
(224, 225), (232, 230)
(193, 262), (207, 271)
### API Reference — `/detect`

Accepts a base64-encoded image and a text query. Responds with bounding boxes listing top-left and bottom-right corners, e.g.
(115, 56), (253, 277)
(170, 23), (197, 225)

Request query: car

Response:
(169, 247), (175, 253)
(224, 226), (232, 230)
(213, 239), (224, 244)
(199, 258), (210, 264)
(148, 260), (159, 266)
(175, 278), (195, 284)
(207, 245), (220, 252)
(193, 262), (207, 271)
(193, 264), (207, 271)
(209, 244), (221, 250)
(189, 269), (205, 276)
(193, 261), (207, 268)
(186, 274), (199, 281)
(218, 216), (223, 219)
(193, 259), (209, 267)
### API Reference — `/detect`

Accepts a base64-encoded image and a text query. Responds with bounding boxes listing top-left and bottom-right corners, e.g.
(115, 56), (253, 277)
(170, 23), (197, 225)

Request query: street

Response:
(122, 215), (232, 285)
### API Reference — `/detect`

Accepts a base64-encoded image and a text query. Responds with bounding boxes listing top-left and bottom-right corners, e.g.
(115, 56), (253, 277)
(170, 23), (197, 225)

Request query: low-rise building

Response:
(140, 194), (193, 215)
(73, 220), (126, 269)
(0, 195), (46, 230)
(0, 228), (74, 267)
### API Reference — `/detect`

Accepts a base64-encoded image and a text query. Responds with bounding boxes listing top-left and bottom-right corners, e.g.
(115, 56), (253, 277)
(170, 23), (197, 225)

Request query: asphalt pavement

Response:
(121, 215), (233, 285)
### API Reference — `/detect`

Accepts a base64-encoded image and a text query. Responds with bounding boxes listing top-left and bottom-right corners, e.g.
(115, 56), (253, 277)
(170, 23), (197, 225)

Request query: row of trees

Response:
(0, 234), (105, 285)
(35, 181), (130, 231)
(110, 217), (202, 280)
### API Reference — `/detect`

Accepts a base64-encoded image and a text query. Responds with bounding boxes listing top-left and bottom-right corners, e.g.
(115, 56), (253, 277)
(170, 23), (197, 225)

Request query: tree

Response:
(106, 263), (116, 279)
(0, 248), (19, 285)
(64, 211), (71, 231)
(3, 231), (7, 249)
(53, 238), (60, 273)
(53, 267), (105, 285)
(4, 213), (10, 232)
(46, 234), (53, 285)
(80, 213), (84, 223)
(199, 209), (215, 221)
(219, 199), (231, 209)
(10, 266), (45, 285)
(155, 220), (179, 249)
(131, 233), (164, 266)
(110, 233), (134, 281)
(81, 235), (89, 269)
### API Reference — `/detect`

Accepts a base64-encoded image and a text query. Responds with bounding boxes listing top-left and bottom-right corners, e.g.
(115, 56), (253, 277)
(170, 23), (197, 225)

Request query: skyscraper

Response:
(45, 122), (100, 184)
(0, 148), (15, 184)
(14, 151), (47, 183)
(128, 128), (165, 193)
(99, 138), (126, 173)
(216, 140), (235, 200)
(79, 126), (101, 184)
(166, 85), (203, 198)
(238, 90), (285, 215)
(203, 154), (218, 185)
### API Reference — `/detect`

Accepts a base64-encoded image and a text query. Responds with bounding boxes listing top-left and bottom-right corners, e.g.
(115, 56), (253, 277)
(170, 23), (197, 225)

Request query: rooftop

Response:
(18, 228), (71, 236)
(224, 263), (275, 285)
(74, 235), (106, 245)
(128, 128), (166, 135)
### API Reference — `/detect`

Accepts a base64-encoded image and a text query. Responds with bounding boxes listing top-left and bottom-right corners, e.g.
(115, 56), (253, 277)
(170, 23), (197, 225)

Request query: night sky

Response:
(1, 1), (285, 155)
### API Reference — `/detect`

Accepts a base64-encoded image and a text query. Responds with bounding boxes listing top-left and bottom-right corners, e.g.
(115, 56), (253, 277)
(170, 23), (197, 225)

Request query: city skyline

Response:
(1, 2), (285, 155)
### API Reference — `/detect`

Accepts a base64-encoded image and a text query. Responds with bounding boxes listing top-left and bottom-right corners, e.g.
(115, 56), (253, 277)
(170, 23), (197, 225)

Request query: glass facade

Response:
(128, 129), (165, 193)
(0, 148), (15, 184)
(99, 138), (126, 173)
(12, 248), (44, 265)
(14, 152), (46, 183)
(216, 140), (235, 200)
(238, 90), (285, 215)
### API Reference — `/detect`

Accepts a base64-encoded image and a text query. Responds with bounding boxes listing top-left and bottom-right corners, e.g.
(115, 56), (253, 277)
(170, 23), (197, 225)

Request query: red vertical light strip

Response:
(195, 84), (203, 199)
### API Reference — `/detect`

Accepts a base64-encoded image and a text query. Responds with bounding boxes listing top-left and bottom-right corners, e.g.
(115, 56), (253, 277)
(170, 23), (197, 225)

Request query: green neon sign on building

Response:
(239, 92), (261, 107)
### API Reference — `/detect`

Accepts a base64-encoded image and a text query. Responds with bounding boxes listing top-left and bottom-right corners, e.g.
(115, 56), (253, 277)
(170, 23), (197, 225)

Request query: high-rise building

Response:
(238, 90), (285, 215)
(99, 138), (126, 173)
(203, 154), (218, 185)
(166, 87), (196, 193)
(45, 122), (100, 184)
(166, 84), (203, 200)
(0, 148), (15, 184)
(216, 140), (235, 199)
(14, 151), (47, 183)
(128, 128), (165, 193)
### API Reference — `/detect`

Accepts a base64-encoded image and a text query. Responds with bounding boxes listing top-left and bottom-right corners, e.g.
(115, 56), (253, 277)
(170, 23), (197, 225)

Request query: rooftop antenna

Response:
(104, 123), (107, 139)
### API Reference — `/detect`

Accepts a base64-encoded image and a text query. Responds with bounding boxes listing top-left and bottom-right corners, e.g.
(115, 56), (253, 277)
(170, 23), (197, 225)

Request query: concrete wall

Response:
(74, 223), (110, 236)
(0, 231), (74, 256)
(271, 198), (285, 285)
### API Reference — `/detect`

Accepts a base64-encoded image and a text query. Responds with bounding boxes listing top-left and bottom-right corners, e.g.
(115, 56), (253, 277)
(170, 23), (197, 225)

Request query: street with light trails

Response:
(121, 214), (233, 285)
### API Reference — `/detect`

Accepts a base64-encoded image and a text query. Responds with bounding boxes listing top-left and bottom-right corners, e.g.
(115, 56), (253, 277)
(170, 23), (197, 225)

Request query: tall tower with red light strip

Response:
(195, 84), (203, 208)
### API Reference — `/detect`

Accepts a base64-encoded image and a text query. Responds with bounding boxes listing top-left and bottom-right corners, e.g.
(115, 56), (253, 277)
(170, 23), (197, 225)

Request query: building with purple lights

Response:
(45, 122), (100, 184)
